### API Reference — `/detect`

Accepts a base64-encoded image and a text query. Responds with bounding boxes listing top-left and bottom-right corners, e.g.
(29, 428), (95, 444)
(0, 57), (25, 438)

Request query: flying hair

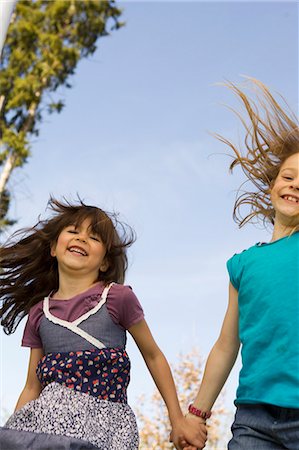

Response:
(0, 197), (136, 334)
(214, 78), (299, 227)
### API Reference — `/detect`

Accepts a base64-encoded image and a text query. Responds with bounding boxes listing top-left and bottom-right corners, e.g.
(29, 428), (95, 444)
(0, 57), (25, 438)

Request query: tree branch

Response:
(20, 102), (38, 134)
(0, 95), (6, 118)
(0, 151), (16, 196)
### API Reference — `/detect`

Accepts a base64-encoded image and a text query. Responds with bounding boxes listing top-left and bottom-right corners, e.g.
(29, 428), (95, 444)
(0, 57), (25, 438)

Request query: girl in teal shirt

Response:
(173, 79), (299, 449)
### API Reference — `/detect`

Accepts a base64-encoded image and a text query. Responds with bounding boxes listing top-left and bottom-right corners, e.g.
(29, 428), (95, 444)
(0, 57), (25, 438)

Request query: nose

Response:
(290, 178), (299, 191)
(75, 232), (88, 243)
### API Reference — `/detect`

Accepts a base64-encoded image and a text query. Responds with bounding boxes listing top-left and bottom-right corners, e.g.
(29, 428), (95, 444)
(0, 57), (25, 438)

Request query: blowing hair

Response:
(0, 197), (135, 334)
(215, 78), (299, 227)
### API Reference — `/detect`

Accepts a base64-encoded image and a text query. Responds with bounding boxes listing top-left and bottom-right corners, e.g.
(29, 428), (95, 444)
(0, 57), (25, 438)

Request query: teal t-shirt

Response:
(227, 232), (299, 408)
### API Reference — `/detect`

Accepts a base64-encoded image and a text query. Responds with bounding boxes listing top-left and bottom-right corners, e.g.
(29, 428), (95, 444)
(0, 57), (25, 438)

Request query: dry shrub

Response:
(136, 349), (231, 449)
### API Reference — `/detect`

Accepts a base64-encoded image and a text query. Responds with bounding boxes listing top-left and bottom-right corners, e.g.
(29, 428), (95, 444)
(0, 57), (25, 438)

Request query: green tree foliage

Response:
(0, 0), (122, 230)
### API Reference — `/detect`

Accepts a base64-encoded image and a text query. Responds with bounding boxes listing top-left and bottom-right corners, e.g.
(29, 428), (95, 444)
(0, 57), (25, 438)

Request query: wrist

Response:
(188, 403), (212, 420)
(168, 408), (184, 428)
(185, 412), (206, 424)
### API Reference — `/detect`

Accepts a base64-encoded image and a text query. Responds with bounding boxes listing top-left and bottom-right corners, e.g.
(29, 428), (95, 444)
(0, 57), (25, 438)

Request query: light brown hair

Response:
(215, 78), (299, 227)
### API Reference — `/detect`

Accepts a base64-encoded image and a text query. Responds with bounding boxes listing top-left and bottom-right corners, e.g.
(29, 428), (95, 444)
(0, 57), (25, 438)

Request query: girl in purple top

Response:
(0, 197), (206, 449)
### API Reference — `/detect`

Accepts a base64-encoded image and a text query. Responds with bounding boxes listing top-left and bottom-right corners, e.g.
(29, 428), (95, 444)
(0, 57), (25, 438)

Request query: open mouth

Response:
(281, 195), (299, 204)
(68, 246), (88, 256)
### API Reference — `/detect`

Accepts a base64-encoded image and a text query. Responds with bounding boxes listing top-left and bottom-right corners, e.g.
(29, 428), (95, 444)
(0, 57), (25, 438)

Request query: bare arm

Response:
(172, 283), (240, 450)
(191, 282), (240, 412)
(129, 320), (207, 449)
(15, 348), (44, 411)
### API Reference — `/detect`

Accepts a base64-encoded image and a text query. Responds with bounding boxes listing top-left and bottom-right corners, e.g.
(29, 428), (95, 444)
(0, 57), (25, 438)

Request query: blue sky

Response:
(1, 0), (298, 428)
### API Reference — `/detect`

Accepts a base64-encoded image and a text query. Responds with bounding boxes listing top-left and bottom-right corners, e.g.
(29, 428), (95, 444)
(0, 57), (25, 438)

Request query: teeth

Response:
(284, 196), (299, 203)
(69, 247), (87, 256)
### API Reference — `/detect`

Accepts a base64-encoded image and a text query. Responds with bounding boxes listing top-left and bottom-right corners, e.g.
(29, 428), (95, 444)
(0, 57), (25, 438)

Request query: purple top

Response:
(22, 282), (144, 348)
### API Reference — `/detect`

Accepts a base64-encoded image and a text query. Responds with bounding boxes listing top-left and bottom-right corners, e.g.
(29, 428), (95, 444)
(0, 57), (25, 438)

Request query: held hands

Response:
(170, 414), (207, 450)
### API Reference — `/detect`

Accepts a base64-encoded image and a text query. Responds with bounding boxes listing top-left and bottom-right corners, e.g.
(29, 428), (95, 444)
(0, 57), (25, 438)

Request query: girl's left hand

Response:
(170, 415), (207, 449)
(169, 433), (198, 450)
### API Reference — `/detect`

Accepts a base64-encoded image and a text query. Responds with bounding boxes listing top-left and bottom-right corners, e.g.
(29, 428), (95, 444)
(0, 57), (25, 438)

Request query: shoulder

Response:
(226, 243), (257, 290)
(107, 283), (144, 329)
(26, 298), (45, 333)
(110, 283), (139, 302)
(28, 298), (44, 322)
(227, 242), (258, 265)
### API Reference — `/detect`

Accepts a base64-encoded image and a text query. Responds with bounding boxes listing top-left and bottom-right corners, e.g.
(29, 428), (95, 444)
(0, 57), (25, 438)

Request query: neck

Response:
(271, 217), (298, 242)
(54, 271), (99, 299)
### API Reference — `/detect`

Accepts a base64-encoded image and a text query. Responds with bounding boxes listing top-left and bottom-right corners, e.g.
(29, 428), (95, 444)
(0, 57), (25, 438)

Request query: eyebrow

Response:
(281, 167), (297, 173)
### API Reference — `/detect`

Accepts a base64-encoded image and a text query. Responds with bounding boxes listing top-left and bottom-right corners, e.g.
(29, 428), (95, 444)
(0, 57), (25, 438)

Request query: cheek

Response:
(56, 233), (67, 247)
(270, 181), (281, 198)
(271, 193), (280, 208)
(51, 233), (65, 256)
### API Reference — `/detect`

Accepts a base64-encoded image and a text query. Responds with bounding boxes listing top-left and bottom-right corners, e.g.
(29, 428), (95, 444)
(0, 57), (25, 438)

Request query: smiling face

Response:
(271, 152), (299, 227)
(51, 218), (108, 281)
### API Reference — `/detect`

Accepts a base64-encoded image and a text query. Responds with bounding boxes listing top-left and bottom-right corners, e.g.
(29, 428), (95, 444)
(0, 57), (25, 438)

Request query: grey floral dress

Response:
(0, 284), (139, 449)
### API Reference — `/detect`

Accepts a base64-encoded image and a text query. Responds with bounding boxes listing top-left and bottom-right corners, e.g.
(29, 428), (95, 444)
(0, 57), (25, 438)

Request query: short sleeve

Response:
(22, 302), (44, 348)
(226, 253), (243, 291)
(107, 284), (144, 330)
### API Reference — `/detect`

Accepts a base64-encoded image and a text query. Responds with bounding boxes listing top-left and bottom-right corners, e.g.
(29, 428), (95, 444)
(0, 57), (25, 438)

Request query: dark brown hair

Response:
(0, 197), (135, 334)
(215, 78), (299, 227)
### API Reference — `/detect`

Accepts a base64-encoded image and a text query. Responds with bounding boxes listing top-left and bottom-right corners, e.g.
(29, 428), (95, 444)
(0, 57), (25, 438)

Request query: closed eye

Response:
(283, 176), (293, 181)
(90, 236), (101, 242)
(67, 229), (78, 234)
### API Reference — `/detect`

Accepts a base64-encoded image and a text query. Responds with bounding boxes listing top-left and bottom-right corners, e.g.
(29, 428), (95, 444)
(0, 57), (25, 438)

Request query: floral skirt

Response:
(1, 382), (139, 449)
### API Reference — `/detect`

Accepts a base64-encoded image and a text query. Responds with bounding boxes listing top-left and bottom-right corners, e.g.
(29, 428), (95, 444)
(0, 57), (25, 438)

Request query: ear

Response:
(99, 259), (109, 272)
(50, 243), (57, 257)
